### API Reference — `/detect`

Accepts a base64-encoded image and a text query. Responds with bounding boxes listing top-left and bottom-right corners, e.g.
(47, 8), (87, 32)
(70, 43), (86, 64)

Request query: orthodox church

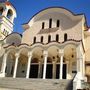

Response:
(0, 0), (90, 90)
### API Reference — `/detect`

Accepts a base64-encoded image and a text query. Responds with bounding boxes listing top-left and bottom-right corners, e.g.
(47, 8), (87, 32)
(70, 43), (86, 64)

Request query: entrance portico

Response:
(0, 41), (84, 80)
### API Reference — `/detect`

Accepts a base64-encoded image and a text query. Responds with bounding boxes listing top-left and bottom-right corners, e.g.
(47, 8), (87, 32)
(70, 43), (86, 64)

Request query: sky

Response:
(10, 0), (90, 34)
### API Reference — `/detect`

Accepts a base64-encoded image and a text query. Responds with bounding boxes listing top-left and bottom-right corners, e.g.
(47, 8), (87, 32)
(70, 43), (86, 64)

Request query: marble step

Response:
(0, 78), (73, 90)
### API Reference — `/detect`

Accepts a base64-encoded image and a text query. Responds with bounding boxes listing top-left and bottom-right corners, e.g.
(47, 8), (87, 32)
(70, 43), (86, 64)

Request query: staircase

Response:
(0, 78), (73, 90)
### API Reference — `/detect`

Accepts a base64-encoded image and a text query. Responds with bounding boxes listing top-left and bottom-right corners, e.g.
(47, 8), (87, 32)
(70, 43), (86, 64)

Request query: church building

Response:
(0, 0), (90, 90)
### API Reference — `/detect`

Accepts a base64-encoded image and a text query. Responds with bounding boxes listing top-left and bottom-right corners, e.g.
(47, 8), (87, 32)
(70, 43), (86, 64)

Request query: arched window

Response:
(42, 22), (45, 29)
(49, 18), (52, 28)
(48, 35), (51, 43)
(56, 34), (59, 42)
(0, 7), (3, 15)
(41, 36), (43, 43)
(7, 9), (13, 19)
(33, 37), (36, 43)
(64, 33), (67, 41)
(57, 20), (60, 27)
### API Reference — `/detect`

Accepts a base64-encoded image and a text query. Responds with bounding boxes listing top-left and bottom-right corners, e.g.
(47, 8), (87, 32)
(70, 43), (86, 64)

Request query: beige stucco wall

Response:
(84, 34), (90, 62)
(84, 31), (90, 76)
(22, 8), (84, 45)
(85, 35), (90, 50)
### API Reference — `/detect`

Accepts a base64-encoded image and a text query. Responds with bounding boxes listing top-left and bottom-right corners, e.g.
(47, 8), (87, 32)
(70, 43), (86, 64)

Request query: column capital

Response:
(43, 50), (48, 57)
(52, 60), (56, 63)
(15, 53), (20, 58)
(58, 49), (64, 56)
(4, 53), (8, 57)
(28, 52), (32, 57)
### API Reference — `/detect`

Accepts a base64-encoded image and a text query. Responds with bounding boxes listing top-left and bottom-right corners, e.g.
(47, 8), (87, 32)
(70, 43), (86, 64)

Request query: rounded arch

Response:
(31, 46), (44, 60)
(64, 44), (77, 62)
(31, 43), (44, 50)
(0, 7), (4, 15)
(46, 42), (60, 49)
(32, 46), (43, 53)
(33, 36), (36, 43)
(41, 36), (43, 43)
(4, 46), (16, 77)
(5, 46), (16, 55)
(63, 41), (78, 48)
(64, 43), (77, 51)
(64, 33), (67, 41)
(63, 43), (77, 79)
(47, 45), (60, 62)
(48, 35), (51, 43)
(56, 34), (59, 42)
(18, 45), (30, 55)
(5, 1), (17, 18)
(7, 9), (13, 19)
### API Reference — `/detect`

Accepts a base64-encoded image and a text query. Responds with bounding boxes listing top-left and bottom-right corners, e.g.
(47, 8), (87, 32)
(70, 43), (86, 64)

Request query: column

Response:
(13, 53), (19, 78)
(43, 51), (48, 79)
(66, 61), (69, 79)
(59, 49), (64, 79)
(26, 52), (32, 79)
(83, 54), (85, 76)
(77, 45), (83, 76)
(52, 61), (56, 79)
(38, 61), (42, 78)
(1, 53), (8, 77)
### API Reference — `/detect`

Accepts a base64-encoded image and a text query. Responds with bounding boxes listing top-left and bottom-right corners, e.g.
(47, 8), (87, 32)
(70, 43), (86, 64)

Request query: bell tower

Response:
(0, 0), (16, 40)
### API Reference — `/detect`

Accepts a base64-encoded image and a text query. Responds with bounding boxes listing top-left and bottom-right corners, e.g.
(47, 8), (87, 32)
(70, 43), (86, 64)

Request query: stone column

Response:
(66, 61), (69, 79)
(83, 54), (85, 76)
(77, 45), (83, 76)
(38, 61), (42, 78)
(1, 53), (8, 77)
(26, 52), (32, 79)
(13, 53), (19, 78)
(52, 61), (56, 79)
(59, 49), (64, 79)
(43, 51), (48, 79)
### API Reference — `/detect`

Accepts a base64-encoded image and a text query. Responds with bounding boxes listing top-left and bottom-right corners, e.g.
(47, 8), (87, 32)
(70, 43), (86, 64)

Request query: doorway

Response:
(46, 64), (52, 79)
(29, 64), (39, 78)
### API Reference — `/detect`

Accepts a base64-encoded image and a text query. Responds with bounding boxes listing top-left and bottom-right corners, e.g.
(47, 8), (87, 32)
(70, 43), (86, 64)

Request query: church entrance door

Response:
(29, 64), (39, 78)
(46, 63), (52, 79)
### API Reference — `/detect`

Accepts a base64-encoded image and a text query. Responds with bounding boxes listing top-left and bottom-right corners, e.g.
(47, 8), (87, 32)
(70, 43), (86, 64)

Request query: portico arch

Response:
(16, 47), (29, 78)
(64, 44), (77, 79)
(30, 47), (44, 78)
(46, 45), (60, 79)
(4, 47), (16, 77)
